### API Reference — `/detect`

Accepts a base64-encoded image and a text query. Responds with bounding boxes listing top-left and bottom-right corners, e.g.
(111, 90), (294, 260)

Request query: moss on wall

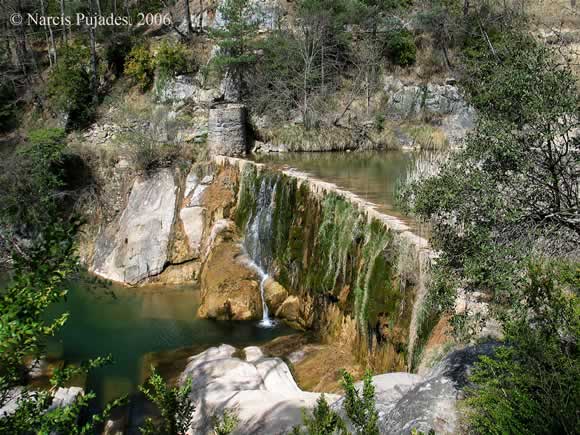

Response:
(229, 162), (425, 369)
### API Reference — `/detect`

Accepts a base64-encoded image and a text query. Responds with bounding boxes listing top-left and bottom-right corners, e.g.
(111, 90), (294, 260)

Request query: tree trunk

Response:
(95, 0), (102, 16)
(59, 0), (68, 45)
(198, 0), (203, 30)
(184, 0), (193, 35)
(88, 0), (99, 104)
(40, 0), (57, 66)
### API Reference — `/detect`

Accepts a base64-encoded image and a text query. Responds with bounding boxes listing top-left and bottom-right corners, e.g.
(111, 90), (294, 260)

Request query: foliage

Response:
(385, 28), (417, 66)
(156, 41), (190, 82)
(0, 220), (77, 387)
(465, 262), (579, 434)
(341, 370), (379, 435)
(399, 11), (580, 435)
(292, 394), (347, 435)
(212, 409), (239, 435)
(0, 218), (125, 434)
(125, 133), (183, 173)
(139, 367), (195, 435)
(0, 128), (66, 229)
(47, 44), (94, 128)
(124, 44), (155, 91)
(400, 34), (579, 322)
(209, 0), (261, 101)
(292, 370), (380, 434)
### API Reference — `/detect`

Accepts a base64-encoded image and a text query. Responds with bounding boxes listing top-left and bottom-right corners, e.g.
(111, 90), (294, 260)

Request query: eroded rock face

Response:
(198, 221), (262, 320)
(384, 77), (476, 145)
(92, 169), (177, 285)
(180, 344), (339, 435)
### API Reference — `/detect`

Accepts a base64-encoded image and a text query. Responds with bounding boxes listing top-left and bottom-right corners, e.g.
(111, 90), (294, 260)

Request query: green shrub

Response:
(139, 367), (195, 435)
(385, 28), (417, 67)
(47, 44), (94, 128)
(465, 262), (579, 434)
(155, 40), (190, 84)
(212, 410), (239, 435)
(342, 370), (379, 435)
(124, 44), (155, 91)
(292, 394), (347, 435)
(0, 128), (66, 228)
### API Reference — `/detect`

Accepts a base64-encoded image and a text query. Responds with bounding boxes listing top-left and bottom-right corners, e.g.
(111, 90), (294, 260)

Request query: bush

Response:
(465, 262), (579, 434)
(293, 370), (379, 435)
(292, 394), (347, 435)
(0, 128), (66, 228)
(124, 44), (155, 91)
(385, 28), (417, 67)
(139, 367), (195, 435)
(47, 44), (94, 128)
(155, 40), (190, 84)
(342, 370), (379, 435)
(212, 410), (239, 435)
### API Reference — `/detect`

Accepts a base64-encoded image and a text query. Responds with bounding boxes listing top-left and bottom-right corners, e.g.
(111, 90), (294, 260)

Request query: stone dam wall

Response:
(86, 156), (435, 369)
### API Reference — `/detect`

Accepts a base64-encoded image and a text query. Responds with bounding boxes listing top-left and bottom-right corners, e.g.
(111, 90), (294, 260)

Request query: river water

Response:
(42, 279), (293, 407)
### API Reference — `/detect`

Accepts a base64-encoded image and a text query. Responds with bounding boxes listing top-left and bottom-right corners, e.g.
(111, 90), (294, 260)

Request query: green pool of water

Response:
(43, 279), (294, 406)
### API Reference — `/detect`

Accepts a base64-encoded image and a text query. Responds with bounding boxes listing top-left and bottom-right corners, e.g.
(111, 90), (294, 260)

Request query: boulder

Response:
(1, 386), (83, 418)
(180, 345), (340, 435)
(381, 343), (497, 434)
(208, 104), (248, 156)
(92, 169), (177, 285)
(276, 296), (313, 331)
(198, 239), (262, 321)
(263, 278), (288, 313)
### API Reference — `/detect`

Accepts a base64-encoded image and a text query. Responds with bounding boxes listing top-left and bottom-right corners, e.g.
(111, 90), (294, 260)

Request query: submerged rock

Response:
(180, 344), (339, 434)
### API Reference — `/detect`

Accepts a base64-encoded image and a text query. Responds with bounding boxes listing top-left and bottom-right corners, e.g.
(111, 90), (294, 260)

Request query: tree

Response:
(399, 19), (580, 435)
(47, 44), (94, 128)
(210, 0), (260, 102)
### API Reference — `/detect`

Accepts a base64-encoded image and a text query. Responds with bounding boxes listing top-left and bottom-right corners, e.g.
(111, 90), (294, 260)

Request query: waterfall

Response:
(242, 176), (278, 327)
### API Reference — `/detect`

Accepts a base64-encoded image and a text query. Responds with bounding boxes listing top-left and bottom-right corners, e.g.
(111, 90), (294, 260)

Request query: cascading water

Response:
(242, 176), (278, 328)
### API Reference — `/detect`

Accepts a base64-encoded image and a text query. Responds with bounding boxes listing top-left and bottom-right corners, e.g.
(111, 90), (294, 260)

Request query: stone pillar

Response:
(208, 104), (248, 156)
